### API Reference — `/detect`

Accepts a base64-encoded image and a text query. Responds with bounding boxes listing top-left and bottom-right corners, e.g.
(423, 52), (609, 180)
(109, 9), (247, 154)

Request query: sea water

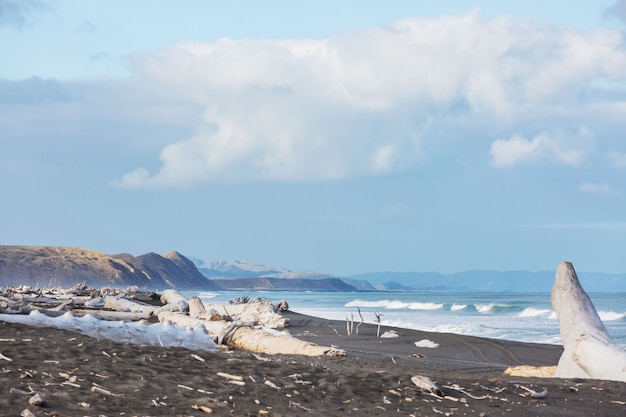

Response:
(192, 290), (626, 348)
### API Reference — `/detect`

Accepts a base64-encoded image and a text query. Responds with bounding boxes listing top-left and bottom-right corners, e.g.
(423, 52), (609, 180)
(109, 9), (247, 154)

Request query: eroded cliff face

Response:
(0, 245), (219, 291)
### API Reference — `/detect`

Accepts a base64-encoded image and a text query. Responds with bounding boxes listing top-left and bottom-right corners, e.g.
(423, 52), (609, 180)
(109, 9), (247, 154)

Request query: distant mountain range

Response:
(191, 259), (338, 280)
(349, 270), (626, 292)
(194, 258), (626, 293)
(2, 245), (625, 292)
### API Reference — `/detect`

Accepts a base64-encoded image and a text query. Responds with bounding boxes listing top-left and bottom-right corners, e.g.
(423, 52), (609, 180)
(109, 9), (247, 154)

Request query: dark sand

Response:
(1, 310), (625, 416)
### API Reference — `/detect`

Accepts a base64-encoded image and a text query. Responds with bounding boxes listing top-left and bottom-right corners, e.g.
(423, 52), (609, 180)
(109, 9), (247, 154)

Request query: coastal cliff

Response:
(0, 245), (220, 290)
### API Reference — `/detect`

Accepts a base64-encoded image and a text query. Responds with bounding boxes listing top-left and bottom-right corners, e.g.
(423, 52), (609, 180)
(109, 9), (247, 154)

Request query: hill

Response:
(0, 246), (219, 291)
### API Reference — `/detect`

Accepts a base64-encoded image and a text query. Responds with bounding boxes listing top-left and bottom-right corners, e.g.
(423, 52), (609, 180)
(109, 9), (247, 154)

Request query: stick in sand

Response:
(375, 313), (383, 338)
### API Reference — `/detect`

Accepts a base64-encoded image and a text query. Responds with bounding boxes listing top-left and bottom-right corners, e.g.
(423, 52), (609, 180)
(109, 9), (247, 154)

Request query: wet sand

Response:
(1, 310), (625, 416)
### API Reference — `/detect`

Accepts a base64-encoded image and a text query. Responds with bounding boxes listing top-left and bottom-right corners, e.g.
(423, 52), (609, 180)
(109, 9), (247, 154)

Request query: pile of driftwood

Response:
(0, 284), (345, 357)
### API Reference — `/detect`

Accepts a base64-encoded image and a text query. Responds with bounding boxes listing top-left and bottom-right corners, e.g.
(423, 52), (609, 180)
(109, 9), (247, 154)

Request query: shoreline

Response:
(283, 310), (563, 372)
(2, 310), (626, 416)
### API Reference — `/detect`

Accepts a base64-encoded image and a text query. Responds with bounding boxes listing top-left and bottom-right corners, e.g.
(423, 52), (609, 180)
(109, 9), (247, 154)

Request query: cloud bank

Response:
(114, 12), (626, 188)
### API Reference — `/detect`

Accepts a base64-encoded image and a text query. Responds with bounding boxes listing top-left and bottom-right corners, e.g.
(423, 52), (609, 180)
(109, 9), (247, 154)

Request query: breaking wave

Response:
(475, 303), (518, 314)
(518, 307), (556, 319)
(344, 299), (444, 310)
(598, 311), (626, 322)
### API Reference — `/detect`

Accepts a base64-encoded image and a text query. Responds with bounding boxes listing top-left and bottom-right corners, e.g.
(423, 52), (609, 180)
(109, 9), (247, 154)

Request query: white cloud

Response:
(116, 12), (626, 188)
(489, 132), (588, 168)
(489, 134), (548, 167)
(580, 182), (621, 195)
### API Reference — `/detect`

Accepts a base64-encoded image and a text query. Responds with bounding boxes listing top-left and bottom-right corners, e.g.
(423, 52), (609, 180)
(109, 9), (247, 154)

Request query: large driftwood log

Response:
(104, 296), (160, 314)
(160, 290), (189, 313)
(73, 309), (152, 321)
(206, 301), (288, 328)
(552, 261), (626, 381)
(158, 311), (230, 335)
(157, 311), (344, 356)
(227, 326), (346, 356)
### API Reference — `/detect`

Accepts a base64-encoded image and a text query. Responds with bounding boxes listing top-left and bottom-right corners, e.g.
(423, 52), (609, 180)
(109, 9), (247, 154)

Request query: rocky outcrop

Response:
(552, 261), (626, 382)
(112, 251), (218, 290)
(0, 246), (219, 291)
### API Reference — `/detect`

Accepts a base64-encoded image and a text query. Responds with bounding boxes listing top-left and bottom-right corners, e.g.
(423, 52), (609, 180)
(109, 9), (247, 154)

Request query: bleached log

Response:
(157, 311), (229, 335)
(91, 385), (119, 397)
(188, 296), (208, 318)
(0, 296), (19, 306)
(28, 392), (44, 406)
(552, 261), (626, 382)
(158, 311), (344, 356)
(10, 387), (32, 395)
(225, 301), (288, 328)
(518, 385), (548, 398)
(103, 296), (159, 314)
(73, 309), (152, 321)
(20, 409), (36, 417)
(160, 290), (189, 313)
(504, 365), (556, 378)
(216, 372), (243, 382)
(50, 300), (74, 311)
(226, 326), (346, 356)
(275, 299), (289, 311)
(215, 321), (244, 345)
(191, 404), (214, 414)
(85, 297), (105, 308)
(18, 307), (66, 318)
(411, 375), (443, 397)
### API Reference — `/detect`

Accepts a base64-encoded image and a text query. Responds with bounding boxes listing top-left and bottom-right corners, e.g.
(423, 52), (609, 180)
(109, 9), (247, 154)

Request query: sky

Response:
(2, 0), (626, 276)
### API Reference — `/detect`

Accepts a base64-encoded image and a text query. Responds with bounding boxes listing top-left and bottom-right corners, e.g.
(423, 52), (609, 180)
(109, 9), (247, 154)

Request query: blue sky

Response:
(2, 0), (626, 276)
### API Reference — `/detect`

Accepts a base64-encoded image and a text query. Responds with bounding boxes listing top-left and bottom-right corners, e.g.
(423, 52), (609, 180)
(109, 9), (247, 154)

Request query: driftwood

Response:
(411, 375), (444, 397)
(0, 295), (19, 306)
(20, 409), (36, 417)
(0, 286), (343, 357)
(91, 385), (120, 397)
(157, 310), (344, 356)
(28, 393), (44, 406)
(160, 290), (189, 313)
(188, 296), (208, 318)
(552, 262), (626, 382)
(73, 309), (152, 321)
(226, 326), (346, 356)
(214, 300), (288, 328)
(158, 311), (228, 331)
(215, 321), (244, 345)
(504, 365), (556, 378)
(518, 385), (548, 398)
(103, 296), (159, 314)
(375, 313), (383, 338)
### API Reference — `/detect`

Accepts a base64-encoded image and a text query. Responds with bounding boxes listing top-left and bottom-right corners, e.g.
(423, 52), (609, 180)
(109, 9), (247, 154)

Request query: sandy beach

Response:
(1, 310), (625, 416)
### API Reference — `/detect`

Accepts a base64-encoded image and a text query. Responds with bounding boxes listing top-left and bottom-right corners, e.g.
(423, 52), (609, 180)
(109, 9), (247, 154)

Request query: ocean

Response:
(191, 290), (626, 348)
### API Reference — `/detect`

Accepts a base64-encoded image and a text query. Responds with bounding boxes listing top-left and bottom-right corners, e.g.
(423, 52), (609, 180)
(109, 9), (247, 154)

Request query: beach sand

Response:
(1, 310), (625, 416)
